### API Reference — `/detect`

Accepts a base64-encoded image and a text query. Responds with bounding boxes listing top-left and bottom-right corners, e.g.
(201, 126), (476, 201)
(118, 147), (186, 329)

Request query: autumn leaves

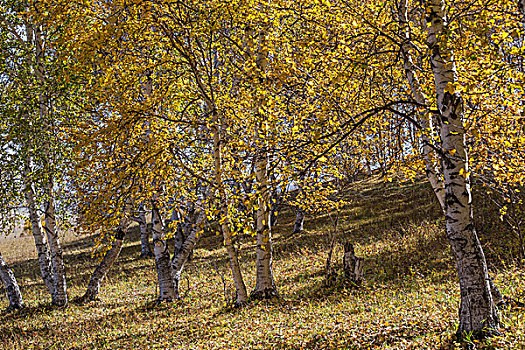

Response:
(0, 0), (522, 341)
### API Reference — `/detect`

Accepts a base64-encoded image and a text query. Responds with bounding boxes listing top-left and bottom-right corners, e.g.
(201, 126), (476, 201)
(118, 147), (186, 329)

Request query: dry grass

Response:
(0, 177), (524, 349)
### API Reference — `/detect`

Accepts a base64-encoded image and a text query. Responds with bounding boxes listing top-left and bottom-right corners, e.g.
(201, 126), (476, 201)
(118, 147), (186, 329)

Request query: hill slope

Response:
(0, 176), (523, 349)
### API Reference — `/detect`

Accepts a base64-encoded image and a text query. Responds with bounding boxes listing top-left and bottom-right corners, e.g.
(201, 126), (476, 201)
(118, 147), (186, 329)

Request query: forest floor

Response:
(0, 177), (524, 349)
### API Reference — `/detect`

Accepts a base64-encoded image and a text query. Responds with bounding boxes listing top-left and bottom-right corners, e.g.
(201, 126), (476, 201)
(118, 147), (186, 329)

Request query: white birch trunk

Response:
(399, 0), (445, 210)
(252, 147), (278, 299)
(138, 70), (154, 259)
(82, 218), (129, 302)
(190, 36), (248, 304)
(400, 0), (504, 308)
(172, 208), (185, 258)
(0, 252), (24, 310)
(151, 201), (176, 302)
(427, 0), (498, 337)
(23, 24), (56, 299)
(211, 110), (248, 305)
(23, 159), (54, 295)
(34, 24), (68, 307)
(43, 196), (68, 307)
(171, 208), (206, 299)
(138, 204), (153, 257)
(249, 26), (279, 299)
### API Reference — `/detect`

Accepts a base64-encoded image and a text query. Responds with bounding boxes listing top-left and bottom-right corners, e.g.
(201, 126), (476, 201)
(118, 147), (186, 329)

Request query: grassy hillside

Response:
(0, 177), (524, 349)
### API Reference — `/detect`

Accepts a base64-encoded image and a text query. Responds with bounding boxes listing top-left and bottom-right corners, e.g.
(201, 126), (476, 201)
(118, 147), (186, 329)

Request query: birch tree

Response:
(390, 0), (517, 337)
(32, 21), (68, 307)
(0, 252), (23, 311)
(137, 204), (153, 258)
(171, 198), (207, 299)
(0, 2), (72, 307)
(425, 0), (499, 336)
(23, 146), (55, 296)
(81, 214), (130, 302)
(398, 0), (445, 210)
(151, 200), (176, 302)
(246, 21), (278, 300)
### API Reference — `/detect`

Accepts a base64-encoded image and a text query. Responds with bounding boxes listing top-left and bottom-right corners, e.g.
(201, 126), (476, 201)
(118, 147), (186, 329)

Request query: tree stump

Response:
(343, 242), (364, 285)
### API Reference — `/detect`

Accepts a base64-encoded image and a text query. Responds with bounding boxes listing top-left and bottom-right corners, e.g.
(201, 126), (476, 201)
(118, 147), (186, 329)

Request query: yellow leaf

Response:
(444, 82), (455, 95)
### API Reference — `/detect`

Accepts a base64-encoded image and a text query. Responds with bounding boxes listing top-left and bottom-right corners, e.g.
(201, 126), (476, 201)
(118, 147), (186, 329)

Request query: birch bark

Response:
(426, 0), (498, 337)
(398, 0), (445, 210)
(43, 196), (67, 306)
(400, 0), (504, 313)
(172, 208), (186, 259)
(21, 22), (56, 301)
(171, 207), (206, 299)
(0, 252), (23, 310)
(252, 146), (278, 298)
(179, 25), (248, 305)
(138, 204), (153, 257)
(250, 27), (278, 299)
(211, 109), (248, 305)
(23, 158), (54, 295)
(82, 217), (129, 302)
(151, 201), (176, 302)
(35, 24), (67, 307)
